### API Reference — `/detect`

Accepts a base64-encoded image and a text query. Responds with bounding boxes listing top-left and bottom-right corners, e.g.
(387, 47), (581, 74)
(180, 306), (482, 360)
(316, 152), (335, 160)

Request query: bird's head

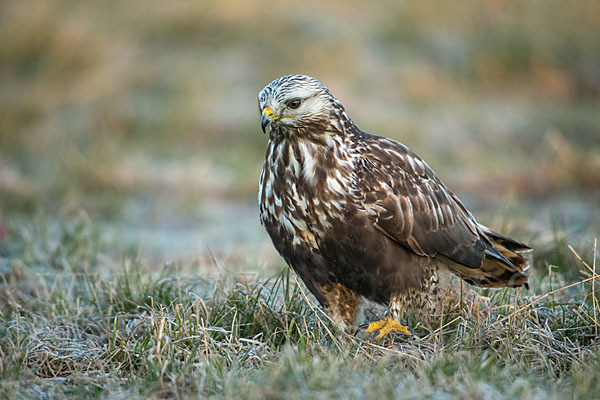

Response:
(258, 75), (336, 135)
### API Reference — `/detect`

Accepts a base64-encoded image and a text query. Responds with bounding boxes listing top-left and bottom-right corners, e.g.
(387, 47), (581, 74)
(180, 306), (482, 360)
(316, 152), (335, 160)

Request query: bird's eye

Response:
(287, 99), (301, 109)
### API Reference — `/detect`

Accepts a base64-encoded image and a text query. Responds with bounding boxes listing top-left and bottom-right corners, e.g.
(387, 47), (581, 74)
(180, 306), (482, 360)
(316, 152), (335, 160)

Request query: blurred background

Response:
(1, 0), (599, 276)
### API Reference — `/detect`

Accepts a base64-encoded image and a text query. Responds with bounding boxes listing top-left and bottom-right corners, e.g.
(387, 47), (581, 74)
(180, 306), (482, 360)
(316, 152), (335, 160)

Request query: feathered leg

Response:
(320, 282), (362, 331)
(363, 266), (440, 338)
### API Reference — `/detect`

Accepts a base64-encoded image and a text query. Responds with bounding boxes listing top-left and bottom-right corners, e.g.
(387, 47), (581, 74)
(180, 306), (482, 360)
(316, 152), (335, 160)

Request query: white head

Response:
(258, 75), (338, 135)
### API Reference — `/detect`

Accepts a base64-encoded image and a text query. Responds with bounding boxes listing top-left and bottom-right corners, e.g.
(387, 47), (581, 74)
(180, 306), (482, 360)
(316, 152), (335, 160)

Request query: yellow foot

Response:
(364, 317), (411, 339)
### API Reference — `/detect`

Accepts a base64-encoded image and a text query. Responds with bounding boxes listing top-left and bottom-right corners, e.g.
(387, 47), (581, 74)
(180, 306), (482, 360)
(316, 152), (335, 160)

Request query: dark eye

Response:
(287, 99), (301, 109)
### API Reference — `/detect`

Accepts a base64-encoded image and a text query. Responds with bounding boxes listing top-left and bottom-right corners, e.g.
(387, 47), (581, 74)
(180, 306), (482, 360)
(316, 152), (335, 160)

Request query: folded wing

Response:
(352, 135), (529, 287)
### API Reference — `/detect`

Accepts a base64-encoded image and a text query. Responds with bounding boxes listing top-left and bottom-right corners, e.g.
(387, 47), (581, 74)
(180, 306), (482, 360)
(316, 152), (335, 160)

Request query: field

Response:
(1, 1), (599, 398)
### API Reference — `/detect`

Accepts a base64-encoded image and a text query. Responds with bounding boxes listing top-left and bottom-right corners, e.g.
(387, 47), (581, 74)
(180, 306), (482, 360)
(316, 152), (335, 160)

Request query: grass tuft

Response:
(0, 216), (599, 398)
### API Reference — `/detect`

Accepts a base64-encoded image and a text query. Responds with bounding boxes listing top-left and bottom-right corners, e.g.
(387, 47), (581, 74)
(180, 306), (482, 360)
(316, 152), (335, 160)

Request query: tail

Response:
(443, 225), (531, 289)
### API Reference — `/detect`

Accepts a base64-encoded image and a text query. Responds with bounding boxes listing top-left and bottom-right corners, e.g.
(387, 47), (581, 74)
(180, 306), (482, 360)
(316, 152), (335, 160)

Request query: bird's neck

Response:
(267, 129), (353, 190)
(258, 118), (358, 231)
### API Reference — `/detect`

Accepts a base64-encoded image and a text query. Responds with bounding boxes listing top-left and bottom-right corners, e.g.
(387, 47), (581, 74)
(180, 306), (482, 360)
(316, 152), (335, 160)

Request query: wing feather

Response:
(353, 136), (490, 270)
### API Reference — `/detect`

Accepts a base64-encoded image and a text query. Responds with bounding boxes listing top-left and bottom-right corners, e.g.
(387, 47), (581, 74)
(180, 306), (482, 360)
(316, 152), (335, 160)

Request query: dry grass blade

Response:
(1, 217), (600, 398)
(492, 244), (599, 328)
(492, 275), (597, 327)
(295, 281), (344, 352)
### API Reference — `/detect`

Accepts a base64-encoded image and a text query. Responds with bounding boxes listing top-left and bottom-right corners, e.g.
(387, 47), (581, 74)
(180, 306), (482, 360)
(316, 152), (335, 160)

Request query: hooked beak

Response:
(260, 106), (295, 134)
(261, 106), (274, 134)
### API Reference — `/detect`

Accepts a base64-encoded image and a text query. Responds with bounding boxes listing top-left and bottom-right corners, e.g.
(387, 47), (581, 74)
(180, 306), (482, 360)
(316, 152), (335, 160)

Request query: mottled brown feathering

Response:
(257, 74), (531, 328)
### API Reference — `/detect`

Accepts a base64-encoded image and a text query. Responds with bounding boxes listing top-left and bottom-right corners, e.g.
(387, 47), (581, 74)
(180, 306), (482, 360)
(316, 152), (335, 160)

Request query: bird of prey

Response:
(257, 74), (530, 338)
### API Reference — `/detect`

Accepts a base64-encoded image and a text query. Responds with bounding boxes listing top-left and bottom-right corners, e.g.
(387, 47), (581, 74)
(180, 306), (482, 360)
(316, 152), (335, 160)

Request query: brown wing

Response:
(352, 135), (510, 271)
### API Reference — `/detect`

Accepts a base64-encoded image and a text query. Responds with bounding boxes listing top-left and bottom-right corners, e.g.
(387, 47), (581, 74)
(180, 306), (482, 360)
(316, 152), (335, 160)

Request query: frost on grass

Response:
(0, 216), (599, 399)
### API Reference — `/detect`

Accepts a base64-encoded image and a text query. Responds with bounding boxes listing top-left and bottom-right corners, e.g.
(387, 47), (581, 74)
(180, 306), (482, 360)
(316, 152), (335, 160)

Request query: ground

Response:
(0, 215), (599, 399)
(1, 1), (599, 398)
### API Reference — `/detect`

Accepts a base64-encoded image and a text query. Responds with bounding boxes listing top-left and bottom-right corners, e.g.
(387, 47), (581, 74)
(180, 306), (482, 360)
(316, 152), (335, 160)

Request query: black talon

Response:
(354, 323), (370, 336)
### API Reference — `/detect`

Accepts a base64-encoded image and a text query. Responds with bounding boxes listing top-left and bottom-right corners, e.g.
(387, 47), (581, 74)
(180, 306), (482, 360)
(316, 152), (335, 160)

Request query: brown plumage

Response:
(257, 74), (530, 331)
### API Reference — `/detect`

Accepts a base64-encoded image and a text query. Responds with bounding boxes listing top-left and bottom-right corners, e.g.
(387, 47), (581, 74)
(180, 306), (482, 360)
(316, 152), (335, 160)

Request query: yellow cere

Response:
(263, 106), (274, 119)
(262, 106), (295, 121)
